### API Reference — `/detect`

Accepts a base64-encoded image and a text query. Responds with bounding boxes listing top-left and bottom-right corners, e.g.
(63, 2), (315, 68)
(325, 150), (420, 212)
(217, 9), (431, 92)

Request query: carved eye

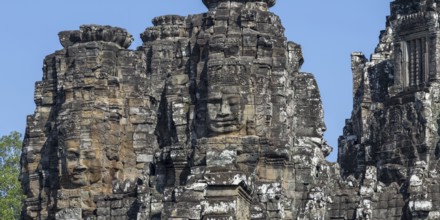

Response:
(207, 98), (221, 104)
(227, 97), (240, 105)
(67, 152), (78, 161)
(85, 151), (96, 159)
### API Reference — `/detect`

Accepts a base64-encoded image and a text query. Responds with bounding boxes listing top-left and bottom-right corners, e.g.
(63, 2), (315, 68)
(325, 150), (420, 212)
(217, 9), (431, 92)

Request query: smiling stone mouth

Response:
(72, 172), (85, 177)
(213, 120), (237, 125)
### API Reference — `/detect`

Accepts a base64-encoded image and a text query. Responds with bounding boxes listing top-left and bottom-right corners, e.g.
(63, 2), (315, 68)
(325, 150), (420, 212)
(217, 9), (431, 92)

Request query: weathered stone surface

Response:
(59, 25), (133, 49)
(20, 0), (440, 219)
(339, 0), (440, 219)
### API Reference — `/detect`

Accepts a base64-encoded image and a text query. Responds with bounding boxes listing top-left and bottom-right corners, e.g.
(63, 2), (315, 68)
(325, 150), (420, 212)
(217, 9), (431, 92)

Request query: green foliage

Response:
(0, 132), (24, 220)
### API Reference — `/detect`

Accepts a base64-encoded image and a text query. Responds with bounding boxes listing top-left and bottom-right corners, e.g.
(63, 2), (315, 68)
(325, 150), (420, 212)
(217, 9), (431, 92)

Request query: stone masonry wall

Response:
(339, 0), (440, 219)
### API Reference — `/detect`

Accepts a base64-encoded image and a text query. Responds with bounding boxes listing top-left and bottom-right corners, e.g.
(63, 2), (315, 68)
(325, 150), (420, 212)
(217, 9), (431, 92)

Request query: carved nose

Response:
(220, 102), (232, 116)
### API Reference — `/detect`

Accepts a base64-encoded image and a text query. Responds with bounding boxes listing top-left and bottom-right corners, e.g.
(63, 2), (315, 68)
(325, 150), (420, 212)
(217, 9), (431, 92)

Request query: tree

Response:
(0, 132), (24, 220)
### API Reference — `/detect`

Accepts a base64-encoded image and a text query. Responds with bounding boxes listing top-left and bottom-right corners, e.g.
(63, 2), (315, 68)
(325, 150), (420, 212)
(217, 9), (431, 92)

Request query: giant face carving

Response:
(64, 140), (102, 186)
(206, 87), (245, 135)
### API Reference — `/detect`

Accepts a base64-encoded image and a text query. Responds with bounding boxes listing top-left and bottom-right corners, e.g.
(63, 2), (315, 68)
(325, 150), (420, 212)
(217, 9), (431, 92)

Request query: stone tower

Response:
(339, 0), (440, 218)
(20, 0), (440, 219)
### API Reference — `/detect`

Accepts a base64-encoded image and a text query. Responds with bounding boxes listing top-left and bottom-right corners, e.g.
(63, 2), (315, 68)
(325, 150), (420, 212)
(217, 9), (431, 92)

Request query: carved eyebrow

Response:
(227, 96), (240, 100)
(67, 148), (79, 153)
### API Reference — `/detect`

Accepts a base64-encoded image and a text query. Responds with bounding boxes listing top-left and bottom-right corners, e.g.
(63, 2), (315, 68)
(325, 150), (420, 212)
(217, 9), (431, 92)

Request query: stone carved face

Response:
(64, 141), (102, 186)
(206, 90), (245, 135)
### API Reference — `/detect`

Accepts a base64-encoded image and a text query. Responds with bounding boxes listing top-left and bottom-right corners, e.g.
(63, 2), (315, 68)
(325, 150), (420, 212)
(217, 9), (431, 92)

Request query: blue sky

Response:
(0, 0), (391, 162)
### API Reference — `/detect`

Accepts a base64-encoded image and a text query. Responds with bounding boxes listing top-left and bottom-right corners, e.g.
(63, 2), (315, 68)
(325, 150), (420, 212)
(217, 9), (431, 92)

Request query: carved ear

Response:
(246, 120), (256, 136)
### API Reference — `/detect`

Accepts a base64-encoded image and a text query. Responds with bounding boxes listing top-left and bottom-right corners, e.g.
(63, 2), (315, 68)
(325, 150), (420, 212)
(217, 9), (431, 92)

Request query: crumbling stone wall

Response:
(21, 0), (440, 219)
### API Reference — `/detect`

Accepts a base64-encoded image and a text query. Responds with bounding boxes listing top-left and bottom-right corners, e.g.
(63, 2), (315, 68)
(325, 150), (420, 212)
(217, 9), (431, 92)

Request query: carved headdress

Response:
(206, 59), (251, 89)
